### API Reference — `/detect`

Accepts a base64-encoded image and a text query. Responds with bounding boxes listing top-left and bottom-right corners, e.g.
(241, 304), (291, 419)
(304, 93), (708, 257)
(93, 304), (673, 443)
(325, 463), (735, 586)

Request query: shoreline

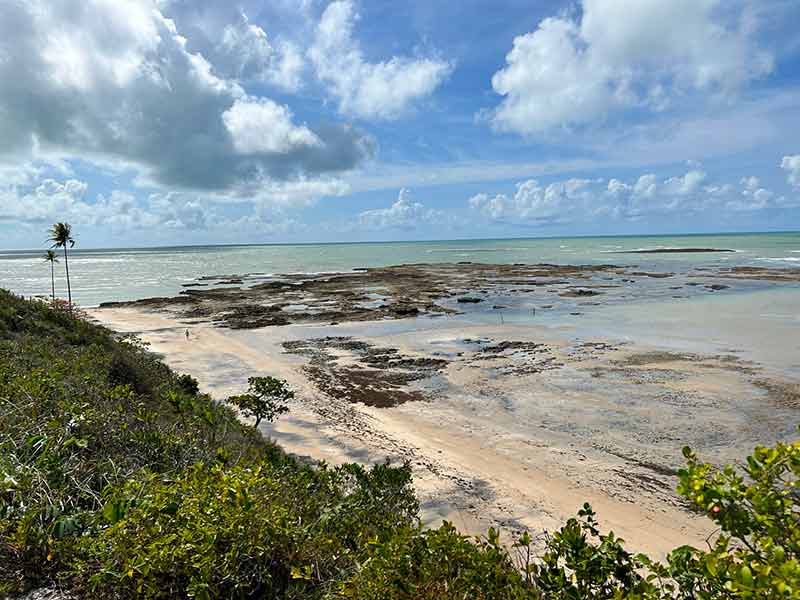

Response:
(85, 260), (800, 558)
(88, 276), (800, 558)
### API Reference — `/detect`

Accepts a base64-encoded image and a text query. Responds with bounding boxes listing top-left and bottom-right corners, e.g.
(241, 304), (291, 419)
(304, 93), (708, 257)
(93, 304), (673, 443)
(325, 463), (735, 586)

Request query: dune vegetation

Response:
(0, 289), (797, 598)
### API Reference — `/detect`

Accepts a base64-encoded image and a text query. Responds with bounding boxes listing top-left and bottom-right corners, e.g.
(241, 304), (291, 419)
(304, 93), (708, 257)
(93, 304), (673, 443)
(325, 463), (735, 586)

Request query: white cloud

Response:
(249, 178), (351, 208)
(270, 41), (305, 92)
(490, 0), (773, 135)
(222, 97), (321, 154)
(216, 12), (304, 91)
(469, 178), (596, 223)
(309, 0), (452, 119)
(0, 165), (353, 236)
(358, 188), (440, 229)
(781, 155), (800, 187)
(0, 179), (161, 229)
(469, 163), (790, 224)
(633, 174), (658, 198)
(740, 176), (761, 191)
(664, 170), (707, 196)
(0, 0), (373, 193)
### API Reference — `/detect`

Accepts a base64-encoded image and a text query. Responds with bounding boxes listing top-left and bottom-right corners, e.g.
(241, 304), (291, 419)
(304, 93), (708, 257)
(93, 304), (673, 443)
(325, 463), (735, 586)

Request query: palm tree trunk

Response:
(63, 246), (72, 311)
(50, 263), (55, 300)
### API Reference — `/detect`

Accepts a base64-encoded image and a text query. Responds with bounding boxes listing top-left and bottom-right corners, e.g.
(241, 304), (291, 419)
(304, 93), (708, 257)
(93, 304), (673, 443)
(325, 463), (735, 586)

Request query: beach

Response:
(85, 253), (800, 559)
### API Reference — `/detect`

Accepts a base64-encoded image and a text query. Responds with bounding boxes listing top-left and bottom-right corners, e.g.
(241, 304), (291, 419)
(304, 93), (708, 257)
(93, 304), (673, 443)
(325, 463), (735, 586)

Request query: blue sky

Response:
(1, 0), (799, 249)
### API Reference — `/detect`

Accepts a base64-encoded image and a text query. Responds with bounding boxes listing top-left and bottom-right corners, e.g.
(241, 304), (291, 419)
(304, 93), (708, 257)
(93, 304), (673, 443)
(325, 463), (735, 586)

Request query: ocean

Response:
(2, 232), (799, 307)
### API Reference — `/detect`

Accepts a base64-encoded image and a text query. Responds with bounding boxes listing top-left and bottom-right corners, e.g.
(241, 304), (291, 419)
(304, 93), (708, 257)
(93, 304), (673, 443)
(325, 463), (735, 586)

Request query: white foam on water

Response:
(759, 257), (800, 263)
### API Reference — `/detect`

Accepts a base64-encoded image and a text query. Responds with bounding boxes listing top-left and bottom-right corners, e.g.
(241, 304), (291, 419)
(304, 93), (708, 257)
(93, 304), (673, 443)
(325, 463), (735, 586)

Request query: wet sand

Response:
(88, 263), (800, 558)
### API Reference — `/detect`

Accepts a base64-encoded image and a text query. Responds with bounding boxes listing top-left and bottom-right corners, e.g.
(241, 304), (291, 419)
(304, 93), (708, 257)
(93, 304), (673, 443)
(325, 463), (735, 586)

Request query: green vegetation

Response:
(227, 376), (293, 429)
(1, 289), (798, 598)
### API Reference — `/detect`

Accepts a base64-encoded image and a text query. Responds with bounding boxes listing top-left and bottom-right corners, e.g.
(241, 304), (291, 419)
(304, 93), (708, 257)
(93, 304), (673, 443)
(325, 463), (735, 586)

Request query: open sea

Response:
(2, 232), (799, 307)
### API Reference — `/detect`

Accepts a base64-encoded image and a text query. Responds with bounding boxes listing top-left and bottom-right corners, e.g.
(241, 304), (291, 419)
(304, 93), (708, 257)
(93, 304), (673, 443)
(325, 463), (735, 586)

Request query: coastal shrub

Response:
(530, 503), (659, 599)
(176, 373), (200, 396)
(665, 440), (800, 597)
(0, 291), (278, 594)
(71, 460), (418, 599)
(335, 508), (664, 600)
(331, 523), (534, 599)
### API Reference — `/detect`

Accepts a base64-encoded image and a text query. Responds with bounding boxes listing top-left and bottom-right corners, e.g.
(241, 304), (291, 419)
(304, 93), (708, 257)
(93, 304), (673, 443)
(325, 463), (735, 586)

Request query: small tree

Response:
(227, 376), (293, 429)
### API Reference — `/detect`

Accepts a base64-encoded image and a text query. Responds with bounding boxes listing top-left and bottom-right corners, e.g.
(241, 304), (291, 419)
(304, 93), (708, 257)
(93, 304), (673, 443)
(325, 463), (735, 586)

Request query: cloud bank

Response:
(0, 0), (374, 193)
(469, 162), (797, 225)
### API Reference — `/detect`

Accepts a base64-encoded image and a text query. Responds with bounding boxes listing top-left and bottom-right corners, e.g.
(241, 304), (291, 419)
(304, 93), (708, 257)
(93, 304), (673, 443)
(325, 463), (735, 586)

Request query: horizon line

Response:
(1, 228), (799, 254)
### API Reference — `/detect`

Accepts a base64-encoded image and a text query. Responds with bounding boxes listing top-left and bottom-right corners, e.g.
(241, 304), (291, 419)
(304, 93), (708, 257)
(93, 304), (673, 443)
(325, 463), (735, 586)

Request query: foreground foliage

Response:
(0, 290), (797, 598)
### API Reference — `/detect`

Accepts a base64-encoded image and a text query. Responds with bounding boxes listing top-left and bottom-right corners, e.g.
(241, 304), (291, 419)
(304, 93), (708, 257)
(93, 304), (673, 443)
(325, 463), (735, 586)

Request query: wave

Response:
(758, 257), (800, 263)
(425, 247), (528, 253)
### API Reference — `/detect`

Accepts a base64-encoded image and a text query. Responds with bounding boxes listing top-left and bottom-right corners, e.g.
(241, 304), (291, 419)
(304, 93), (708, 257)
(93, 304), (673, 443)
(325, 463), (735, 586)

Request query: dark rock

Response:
(457, 297), (483, 303)
(629, 271), (674, 278)
(615, 248), (734, 254)
(560, 288), (602, 298)
(392, 304), (420, 316)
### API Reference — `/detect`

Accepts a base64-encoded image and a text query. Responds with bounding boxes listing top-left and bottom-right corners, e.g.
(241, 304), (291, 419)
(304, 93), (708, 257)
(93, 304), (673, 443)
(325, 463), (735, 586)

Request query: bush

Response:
(0, 291), (277, 595)
(332, 523), (532, 599)
(666, 440), (800, 597)
(73, 461), (418, 599)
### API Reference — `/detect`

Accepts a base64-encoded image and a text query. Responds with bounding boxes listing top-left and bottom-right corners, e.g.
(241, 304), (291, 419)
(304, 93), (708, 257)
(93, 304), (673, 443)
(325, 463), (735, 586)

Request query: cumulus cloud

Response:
(663, 170), (707, 196)
(309, 0), (452, 119)
(781, 155), (800, 187)
(222, 97), (321, 154)
(358, 188), (440, 229)
(469, 179), (596, 224)
(0, 179), (161, 230)
(0, 168), (351, 233)
(490, 0), (773, 135)
(0, 0), (373, 194)
(215, 12), (305, 91)
(469, 164), (790, 224)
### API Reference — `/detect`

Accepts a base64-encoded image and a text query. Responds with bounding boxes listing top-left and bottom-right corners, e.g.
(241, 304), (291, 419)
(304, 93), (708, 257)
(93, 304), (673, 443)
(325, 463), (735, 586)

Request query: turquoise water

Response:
(2, 232), (798, 306)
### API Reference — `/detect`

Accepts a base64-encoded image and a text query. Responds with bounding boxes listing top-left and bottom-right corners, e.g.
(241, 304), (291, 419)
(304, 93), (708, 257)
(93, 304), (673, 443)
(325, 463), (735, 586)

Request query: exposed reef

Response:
(615, 248), (735, 253)
(98, 262), (800, 330)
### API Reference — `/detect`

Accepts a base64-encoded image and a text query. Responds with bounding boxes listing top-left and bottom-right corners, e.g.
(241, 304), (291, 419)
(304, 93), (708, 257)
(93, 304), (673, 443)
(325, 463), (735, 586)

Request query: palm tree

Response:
(44, 250), (58, 301)
(48, 223), (75, 309)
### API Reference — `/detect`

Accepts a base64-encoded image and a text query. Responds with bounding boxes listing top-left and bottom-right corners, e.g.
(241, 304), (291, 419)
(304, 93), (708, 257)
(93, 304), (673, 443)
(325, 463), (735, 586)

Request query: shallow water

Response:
(2, 232), (798, 306)
(569, 286), (800, 376)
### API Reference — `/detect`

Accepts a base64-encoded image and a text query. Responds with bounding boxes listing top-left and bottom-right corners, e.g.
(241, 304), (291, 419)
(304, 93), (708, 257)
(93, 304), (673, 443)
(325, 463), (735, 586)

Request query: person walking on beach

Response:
(185, 329), (190, 341)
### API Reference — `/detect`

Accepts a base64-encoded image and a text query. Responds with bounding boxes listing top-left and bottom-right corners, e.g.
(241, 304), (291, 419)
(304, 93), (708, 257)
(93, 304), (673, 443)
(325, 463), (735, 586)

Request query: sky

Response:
(1, 0), (800, 249)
